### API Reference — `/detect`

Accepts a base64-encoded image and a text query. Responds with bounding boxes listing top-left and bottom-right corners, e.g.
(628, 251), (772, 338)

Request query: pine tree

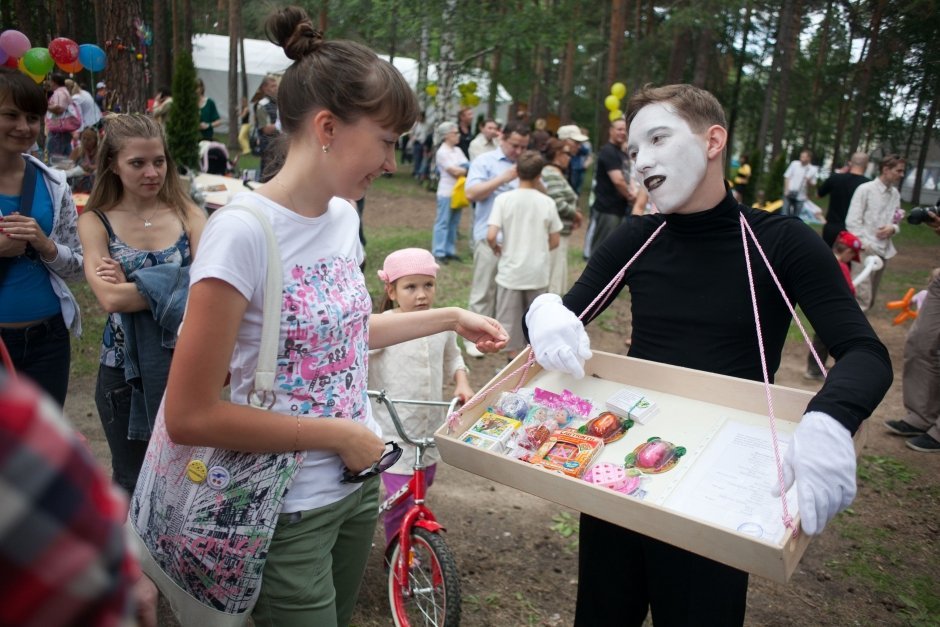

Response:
(166, 50), (200, 171)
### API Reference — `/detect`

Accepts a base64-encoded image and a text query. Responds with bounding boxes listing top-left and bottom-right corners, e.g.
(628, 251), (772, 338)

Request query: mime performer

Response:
(524, 84), (892, 626)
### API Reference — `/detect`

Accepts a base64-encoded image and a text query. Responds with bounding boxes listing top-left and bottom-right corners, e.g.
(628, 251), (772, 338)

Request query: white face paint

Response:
(627, 103), (708, 214)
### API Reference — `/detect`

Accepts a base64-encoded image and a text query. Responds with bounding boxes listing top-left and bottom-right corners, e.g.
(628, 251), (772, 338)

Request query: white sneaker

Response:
(464, 343), (484, 358)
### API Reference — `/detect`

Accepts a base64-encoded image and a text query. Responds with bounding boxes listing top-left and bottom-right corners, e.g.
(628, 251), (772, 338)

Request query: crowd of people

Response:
(0, 5), (938, 625)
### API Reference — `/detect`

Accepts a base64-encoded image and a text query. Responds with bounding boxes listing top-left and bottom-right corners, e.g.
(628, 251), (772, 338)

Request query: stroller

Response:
(198, 140), (237, 176)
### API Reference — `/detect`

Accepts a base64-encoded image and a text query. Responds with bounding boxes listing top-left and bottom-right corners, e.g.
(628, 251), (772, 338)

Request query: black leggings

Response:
(574, 514), (748, 627)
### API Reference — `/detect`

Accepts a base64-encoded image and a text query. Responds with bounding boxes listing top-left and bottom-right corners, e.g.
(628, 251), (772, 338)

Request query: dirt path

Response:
(64, 180), (939, 626)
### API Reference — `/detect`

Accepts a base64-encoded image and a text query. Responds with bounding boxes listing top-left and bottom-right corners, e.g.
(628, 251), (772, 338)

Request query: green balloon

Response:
(23, 47), (54, 76)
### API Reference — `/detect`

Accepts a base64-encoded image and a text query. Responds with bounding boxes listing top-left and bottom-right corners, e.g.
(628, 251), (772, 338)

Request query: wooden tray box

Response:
(435, 349), (865, 584)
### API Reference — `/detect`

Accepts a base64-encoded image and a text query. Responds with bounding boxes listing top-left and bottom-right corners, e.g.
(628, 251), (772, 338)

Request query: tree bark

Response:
(605, 0), (626, 88)
(13, 0), (33, 44)
(227, 0), (239, 150)
(54, 0), (68, 38)
(319, 0), (328, 33)
(103, 0), (147, 113)
(559, 17), (577, 122)
(435, 0), (458, 124)
(726, 0), (754, 160)
(847, 0), (887, 153)
(666, 28), (692, 84)
(912, 76), (939, 206)
(770, 0), (802, 161)
(416, 14), (429, 112)
(152, 0), (168, 93)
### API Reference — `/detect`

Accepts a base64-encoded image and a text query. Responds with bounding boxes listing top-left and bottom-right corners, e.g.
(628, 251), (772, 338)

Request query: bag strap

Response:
(0, 158), (40, 285)
(18, 157), (37, 218)
(217, 201), (282, 407)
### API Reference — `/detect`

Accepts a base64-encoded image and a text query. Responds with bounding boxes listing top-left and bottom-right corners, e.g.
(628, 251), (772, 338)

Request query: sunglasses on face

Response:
(340, 441), (403, 483)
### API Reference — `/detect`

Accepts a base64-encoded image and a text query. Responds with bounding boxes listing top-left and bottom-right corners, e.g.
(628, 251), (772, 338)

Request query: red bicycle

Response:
(368, 389), (462, 627)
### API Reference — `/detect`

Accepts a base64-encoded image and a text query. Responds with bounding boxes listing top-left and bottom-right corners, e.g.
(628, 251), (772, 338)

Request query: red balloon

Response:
(57, 59), (83, 73)
(48, 37), (79, 65)
(3, 56), (17, 68)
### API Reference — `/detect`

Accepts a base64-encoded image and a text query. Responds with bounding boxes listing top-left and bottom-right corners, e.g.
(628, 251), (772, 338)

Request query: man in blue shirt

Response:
(463, 121), (529, 357)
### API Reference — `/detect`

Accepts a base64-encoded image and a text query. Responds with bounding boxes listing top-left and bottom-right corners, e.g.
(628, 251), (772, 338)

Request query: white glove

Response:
(525, 293), (592, 378)
(773, 411), (856, 535)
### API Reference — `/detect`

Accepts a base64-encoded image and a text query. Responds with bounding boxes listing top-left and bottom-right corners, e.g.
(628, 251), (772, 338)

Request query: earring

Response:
(322, 144), (330, 154)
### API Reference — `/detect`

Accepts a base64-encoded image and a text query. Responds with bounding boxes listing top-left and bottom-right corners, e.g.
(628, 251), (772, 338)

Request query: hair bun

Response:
(266, 6), (324, 62)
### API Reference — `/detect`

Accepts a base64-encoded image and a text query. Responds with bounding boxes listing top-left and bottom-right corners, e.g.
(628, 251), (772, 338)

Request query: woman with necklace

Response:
(77, 113), (206, 494)
(0, 68), (84, 407)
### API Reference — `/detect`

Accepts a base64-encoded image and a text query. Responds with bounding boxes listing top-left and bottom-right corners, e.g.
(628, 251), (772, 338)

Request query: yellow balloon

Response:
(425, 84), (438, 97)
(17, 57), (44, 83)
(609, 109), (624, 122)
(604, 95), (620, 112)
(611, 82), (627, 99)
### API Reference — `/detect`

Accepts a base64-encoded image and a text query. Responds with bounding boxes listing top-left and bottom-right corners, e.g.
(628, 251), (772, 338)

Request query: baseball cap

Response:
(836, 231), (862, 262)
(96, 81), (106, 89)
(557, 125), (588, 142)
(377, 248), (439, 284)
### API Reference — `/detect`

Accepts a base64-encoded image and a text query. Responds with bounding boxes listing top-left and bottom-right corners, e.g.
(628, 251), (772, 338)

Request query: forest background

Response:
(2, 0), (938, 201)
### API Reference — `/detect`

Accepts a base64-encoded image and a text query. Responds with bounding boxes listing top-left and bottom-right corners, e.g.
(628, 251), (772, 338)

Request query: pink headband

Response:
(377, 248), (439, 284)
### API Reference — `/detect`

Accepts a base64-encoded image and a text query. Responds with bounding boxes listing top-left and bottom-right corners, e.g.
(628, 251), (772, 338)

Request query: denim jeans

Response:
(432, 195), (461, 258)
(0, 313), (70, 407)
(95, 363), (148, 494)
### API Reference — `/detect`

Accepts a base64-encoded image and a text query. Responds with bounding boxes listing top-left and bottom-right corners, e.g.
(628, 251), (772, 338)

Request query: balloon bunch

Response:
(0, 30), (107, 84)
(458, 81), (480, 107)
(604, 82), (627, 122)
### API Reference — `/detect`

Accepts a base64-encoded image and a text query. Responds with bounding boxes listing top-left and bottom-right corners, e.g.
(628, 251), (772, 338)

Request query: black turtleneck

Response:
(563, 192), (891, 434)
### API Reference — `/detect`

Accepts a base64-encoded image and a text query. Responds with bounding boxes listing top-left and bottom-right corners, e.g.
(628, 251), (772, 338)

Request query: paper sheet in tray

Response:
(435, 350), (849, 583)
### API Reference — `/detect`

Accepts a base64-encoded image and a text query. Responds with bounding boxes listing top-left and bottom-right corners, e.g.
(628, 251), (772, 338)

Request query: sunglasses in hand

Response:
(341, 441), (403, 483)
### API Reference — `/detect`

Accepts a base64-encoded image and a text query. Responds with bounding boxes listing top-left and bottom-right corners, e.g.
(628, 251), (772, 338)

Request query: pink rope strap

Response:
(446, 222), (667, 432)
(737, 214), (796, 535)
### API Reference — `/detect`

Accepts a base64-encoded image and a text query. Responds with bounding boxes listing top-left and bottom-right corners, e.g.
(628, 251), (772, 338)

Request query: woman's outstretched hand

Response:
(454, 309), (508, 354)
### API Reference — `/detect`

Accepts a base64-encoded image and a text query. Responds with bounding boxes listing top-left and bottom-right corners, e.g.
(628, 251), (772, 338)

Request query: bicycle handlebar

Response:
(366, 389), (461, 449)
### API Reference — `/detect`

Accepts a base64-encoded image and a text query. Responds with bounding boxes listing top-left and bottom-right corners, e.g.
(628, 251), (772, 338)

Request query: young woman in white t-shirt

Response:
(158, 7), (507, 626)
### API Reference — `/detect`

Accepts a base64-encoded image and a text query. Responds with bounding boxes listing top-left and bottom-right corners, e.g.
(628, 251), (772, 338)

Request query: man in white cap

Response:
(558, 125), (592, 197)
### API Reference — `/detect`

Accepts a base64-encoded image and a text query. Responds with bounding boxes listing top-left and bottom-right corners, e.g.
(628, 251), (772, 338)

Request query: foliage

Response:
(166, 50), (200, 171)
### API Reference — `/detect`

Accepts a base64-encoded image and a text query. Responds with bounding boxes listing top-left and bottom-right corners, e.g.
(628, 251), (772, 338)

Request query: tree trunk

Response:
(239, 35), (248, 102)
(559, 20), (577, 122)
(803, 0), (832, 149)
(417, 14), (429, 112)
(847, 0), (887, 153)
(319, 0), (328, 32)
(912, 77), (939, 206)
(387, 0), (397, 67)
(726, 0), (753, 159)
(182, 0), (193, 55)
(486, 46), (501, 120)
(666, 28), (692, 84)
(227, 0), (239, 150)
(104, 0), (147, 113)
(13, 0), (33, 45)
(903, 83), (926, 159)
(691, 27), (712, 88)
(152, 0), (168, 93)
(770, 0), (801, 161)
(435, 0), (458, 124)
(54, 0), (68, 38)
(606, 0), (626, 88)
(530, 42), (545, 119)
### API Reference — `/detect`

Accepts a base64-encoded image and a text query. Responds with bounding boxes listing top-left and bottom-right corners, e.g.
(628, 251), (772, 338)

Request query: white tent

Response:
(191, 34), (511, 132)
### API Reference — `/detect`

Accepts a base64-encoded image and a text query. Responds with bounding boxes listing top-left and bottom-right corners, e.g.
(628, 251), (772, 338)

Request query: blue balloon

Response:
(78, 44), (106, 72)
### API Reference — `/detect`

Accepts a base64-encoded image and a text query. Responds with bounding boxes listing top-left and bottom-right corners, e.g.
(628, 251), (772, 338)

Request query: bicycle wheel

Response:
(388, 527), (461, 627)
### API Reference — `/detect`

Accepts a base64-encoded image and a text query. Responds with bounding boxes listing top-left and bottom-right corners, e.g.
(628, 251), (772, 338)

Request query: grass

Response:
(825, 456), (940, 625)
